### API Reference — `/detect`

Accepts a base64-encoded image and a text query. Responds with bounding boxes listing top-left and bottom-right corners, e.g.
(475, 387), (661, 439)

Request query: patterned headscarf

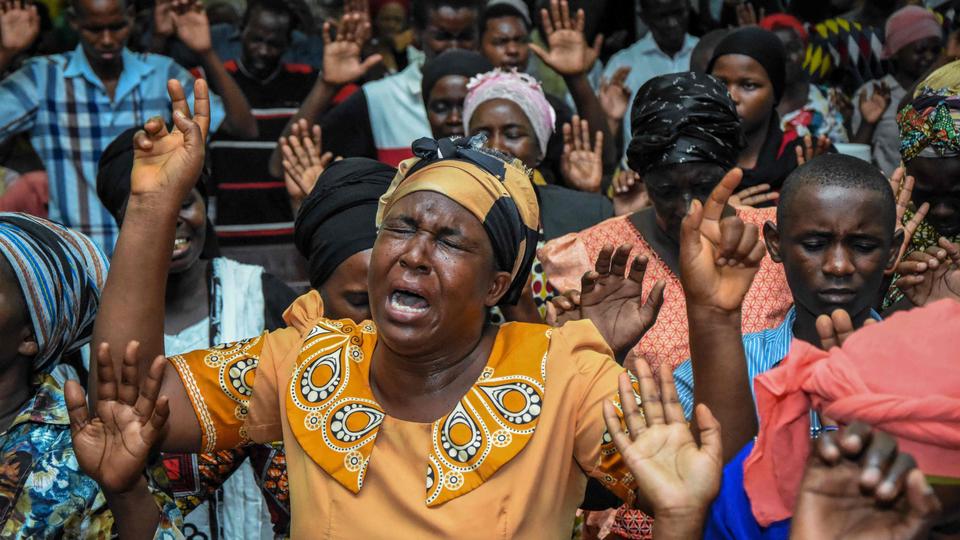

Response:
(0, 213), (108, 373)
(463, 69), (557, 158)
(377, 136), (540, 305)
(898, 60), (960, 162)
(627, 71), (744, 175)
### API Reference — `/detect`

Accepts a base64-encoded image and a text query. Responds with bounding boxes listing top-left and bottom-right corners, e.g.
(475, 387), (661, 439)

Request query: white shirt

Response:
(603, 33), (699, 156)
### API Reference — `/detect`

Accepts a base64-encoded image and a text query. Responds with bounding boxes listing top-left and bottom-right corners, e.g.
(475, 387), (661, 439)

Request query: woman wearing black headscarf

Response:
(541, 69), (794, 540)
(708, 27), (819, 192)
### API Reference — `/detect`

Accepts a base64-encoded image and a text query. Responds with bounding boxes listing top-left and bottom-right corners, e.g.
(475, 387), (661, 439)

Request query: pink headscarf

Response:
(744, 300), (960, 526)
(882, 5), (943, 59)
(463, 69), (557, 158)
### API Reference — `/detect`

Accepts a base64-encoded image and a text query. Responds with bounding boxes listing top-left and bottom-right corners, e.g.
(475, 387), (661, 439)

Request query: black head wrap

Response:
(627, 71), (745, 175)
(707, 27), (787, 104)
(421, 49), (494, 103)
(293, 158), (395, 289)
(96, 127), (219, 258)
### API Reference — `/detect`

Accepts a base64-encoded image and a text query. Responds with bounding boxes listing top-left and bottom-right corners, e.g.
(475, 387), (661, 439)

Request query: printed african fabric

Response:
(166, 291), (647, 538)
(780, 85), (849, 143)
(804, 17), (887, 90)
(539, 210), (793, 376)
(0, 373), (182, 539)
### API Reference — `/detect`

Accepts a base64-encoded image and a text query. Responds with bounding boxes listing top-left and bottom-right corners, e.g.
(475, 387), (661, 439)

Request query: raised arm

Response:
(172, 0), (257, 138)
(92, 78), (211, 451)
(529, 0), (615, 170)
(267, 0), (381, 177)
(678, 168), (765, 461)
(0, 0), (39, 74)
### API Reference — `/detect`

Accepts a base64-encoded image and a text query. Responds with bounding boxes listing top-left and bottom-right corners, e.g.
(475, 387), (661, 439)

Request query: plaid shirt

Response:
(0, 45), (225, 254)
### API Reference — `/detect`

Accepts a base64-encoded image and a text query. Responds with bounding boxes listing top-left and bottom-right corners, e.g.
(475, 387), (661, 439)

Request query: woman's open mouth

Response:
(172, 236), (191, 259)
(390, 289), (430, 314)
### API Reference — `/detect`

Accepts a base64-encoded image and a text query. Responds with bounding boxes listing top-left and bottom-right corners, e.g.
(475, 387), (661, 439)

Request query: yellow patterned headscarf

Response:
(376, 136), (540, 305)
(898, 60), (960, 162)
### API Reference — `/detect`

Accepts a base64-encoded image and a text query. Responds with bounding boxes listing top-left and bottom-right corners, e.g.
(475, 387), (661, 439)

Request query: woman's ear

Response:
(17, 327), (38, 358)
(484, 271), (513, 307)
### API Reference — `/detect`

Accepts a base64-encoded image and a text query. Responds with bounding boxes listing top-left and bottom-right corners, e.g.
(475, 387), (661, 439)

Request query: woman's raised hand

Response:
(65, 342), (169, 494)
(130, 78), (210, 206)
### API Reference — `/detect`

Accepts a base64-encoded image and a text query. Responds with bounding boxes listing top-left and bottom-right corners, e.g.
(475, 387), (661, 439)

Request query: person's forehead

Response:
(485, 15), (526, 35)
(643, 0), (686, 14)
(247, 9), (291, 32)
(388, 190), (482, 231)
(471, 99), (532, 128)
(712, 54), (767, 78)
(76, 0), (127, 20)
(785, 185), (887, 231)
(909, 157), (960, 191)
(430, 75), (469, 98)
(428, 5), (477, 29)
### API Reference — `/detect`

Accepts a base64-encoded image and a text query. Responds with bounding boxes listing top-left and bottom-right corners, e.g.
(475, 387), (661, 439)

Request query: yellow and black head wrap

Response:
(376, 136), (540, 306)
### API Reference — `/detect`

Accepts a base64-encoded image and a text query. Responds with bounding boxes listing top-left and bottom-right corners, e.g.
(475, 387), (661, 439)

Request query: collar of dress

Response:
(285, 319), (551, 507)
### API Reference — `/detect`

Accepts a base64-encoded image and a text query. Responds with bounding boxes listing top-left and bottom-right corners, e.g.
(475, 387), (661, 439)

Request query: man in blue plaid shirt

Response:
(0, 0), (258, 254)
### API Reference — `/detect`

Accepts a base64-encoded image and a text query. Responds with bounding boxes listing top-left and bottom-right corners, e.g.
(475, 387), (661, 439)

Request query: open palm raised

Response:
(65, 342), (170, 494)
(130, 79), (210, 203)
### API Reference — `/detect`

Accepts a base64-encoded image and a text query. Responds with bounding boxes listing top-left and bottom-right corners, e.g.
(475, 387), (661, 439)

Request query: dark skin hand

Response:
(790, 422), (942, 540)
(894, 237), (960, 307)
(545, 244), (665, 363)
(679, 168), (767, 462)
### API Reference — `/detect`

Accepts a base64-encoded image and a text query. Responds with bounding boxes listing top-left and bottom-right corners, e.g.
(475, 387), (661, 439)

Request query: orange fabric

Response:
(169, 291), (645, 538)
(744, 300), (960, 526)
(538, 209), (793, 376)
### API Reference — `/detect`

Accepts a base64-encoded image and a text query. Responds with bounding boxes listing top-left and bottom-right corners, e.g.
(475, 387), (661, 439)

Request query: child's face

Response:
(767, 185), (899, 321)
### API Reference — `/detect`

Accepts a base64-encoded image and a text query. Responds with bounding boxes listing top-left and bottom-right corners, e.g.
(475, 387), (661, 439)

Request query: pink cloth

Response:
(0, 171), (48, 218)
(882, 5), (942, 59)
(744, 300), (960, 526)
(463, 69), (557, 157)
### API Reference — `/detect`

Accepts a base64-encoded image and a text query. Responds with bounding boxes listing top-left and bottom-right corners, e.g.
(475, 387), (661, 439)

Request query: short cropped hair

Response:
(777, 153), (896, 233)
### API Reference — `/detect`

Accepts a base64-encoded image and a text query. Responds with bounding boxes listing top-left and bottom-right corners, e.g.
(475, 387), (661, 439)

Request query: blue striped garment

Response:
(0, 45), (224, 255)
(673, 306), (881, 432)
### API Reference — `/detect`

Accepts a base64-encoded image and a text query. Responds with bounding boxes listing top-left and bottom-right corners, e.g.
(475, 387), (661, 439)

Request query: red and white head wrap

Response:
(463, 69), (556, 158)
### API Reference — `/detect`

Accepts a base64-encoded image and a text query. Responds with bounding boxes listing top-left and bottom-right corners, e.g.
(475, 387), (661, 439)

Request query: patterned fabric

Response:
(0, 213), (108, 373)
(168, 295), (646, 537)
(0, 372), (182, 539)
(780, 85), (849, 143)
(804, 17), (886, 89)
(897, 60), (960, 161)
(538, 211), (793, 375)
(0, 45), (225, 254)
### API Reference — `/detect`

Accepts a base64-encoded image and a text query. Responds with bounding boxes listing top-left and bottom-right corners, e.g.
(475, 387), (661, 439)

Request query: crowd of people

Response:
(0, 0), (957, 538)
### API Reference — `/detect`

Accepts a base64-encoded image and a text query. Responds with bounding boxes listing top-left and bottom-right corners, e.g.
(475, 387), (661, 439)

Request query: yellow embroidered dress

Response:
(169, 292), (637, 539)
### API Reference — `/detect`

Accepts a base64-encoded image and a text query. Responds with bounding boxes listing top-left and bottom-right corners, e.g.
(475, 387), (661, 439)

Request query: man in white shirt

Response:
(603, 0), (698, 152)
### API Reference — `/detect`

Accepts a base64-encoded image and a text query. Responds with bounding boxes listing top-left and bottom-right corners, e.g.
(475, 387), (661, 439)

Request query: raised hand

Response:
(172, 0), (212, 54)
(130, 78), (210, 205)
(153, 0), (175, 38)
(603, 356), (722, 528)
(280, 118), (334, 209)
(612, 169), (650, 216)
(735, 1), (764, 27)
(730, 183), (779, 208)
(322, 1), (382, 86)
(544, 289), (580, 326)
(795, 133), (831, 167)
(65, 342), (170, 494)
(528, 0), (602, 77)
(859, 82), (892, 126)
(560, 115), (603, 192)
(599, 66), (632, 125)
(815, 308), (877, 349)
(790, 423), (941, 540)
(888, 168), (931, 274)
(577, 244), (665, 360)
(895, 237), (960, 306)
(0, 0), (40, 55)
(679, 168), (766, 313)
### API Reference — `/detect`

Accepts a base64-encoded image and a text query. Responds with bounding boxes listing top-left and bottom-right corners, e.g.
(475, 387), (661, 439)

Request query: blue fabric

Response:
(0, 213), (108, 373)
(0, 46), (225, 255)
(704, 440), (792, 540)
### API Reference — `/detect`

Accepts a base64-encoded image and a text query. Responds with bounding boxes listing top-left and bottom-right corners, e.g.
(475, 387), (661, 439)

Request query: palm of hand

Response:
(563, 150), (601, 191)
(71, 401), (155, 494)
(175, 11), (211, 52)
(862, 95), (889, 124)
(544, 30), (594, 75)
(1, 9), (38, 51)
(324, 42), (364, 85)
(581, 276), (650, 354)
(132, 130), (200, 197)
(914, 264), (960, 305)
(600, 87), (629, 120)
(793, 460), (927, 540)
(620, 423), (721, 512)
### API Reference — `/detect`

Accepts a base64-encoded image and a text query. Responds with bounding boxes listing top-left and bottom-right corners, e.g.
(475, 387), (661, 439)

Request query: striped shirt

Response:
(674, 306), (881, 423)
(0, 45), (225, 254)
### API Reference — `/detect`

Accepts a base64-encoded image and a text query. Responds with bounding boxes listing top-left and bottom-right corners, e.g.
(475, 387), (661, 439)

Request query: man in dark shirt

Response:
(210, 0), (318, 288)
